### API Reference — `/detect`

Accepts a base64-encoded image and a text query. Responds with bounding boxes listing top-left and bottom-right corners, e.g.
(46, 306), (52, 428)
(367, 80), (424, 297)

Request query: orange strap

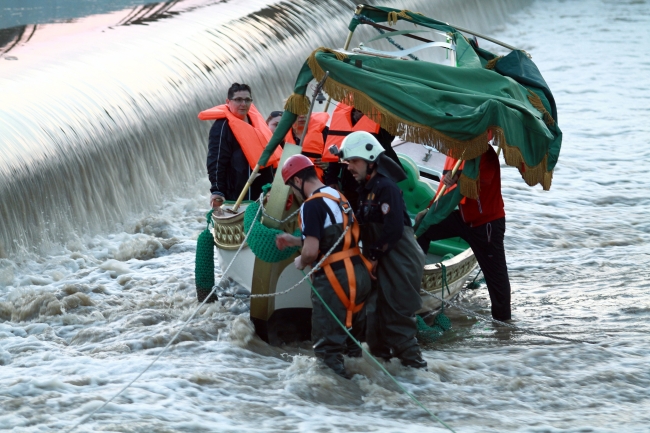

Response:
(304, 191), (370, 328)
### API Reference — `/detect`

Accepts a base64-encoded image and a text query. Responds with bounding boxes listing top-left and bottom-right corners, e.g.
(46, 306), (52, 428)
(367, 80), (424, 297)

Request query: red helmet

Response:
(281, 154), (314, 184)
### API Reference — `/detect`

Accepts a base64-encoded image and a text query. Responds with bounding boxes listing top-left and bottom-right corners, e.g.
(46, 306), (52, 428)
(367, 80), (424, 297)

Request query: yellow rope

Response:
(387, 11), (398, 26)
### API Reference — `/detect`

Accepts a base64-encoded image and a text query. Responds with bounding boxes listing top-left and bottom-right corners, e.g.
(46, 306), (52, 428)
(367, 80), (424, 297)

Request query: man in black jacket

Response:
(207, 83), (274, 208)
(324, 108), (399, 212)
(340, 131), (427, 369)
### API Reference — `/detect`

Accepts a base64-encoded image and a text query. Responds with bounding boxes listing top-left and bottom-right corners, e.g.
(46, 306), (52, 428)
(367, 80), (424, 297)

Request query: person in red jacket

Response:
(416, 145), (511, 321)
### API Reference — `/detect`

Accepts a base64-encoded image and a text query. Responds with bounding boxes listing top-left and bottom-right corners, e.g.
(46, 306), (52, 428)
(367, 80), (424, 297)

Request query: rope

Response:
(65, 190), (354, 431)
(261, 206), (300, 224)
(423, 264), (599, 345)
(303, 270), (456, 433)
(63, 194), (266, 433)
(464, 268), (483, 290)
(356, 15), (420, 61)
(247, 225), (351, 299)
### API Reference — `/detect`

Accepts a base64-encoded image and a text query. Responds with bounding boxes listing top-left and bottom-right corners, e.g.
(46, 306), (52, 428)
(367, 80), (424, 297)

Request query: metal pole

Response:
(444, 21), (520, 52)
(299, 72), (330, 144)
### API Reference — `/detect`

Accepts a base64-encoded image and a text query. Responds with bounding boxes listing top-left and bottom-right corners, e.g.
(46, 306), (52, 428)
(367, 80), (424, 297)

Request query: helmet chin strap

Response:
(288, 179), (307, 202)
(364, 161), (376, 182)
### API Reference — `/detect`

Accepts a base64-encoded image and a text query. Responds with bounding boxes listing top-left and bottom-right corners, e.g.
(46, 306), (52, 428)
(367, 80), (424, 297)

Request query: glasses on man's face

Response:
(231, 98), (253, 104)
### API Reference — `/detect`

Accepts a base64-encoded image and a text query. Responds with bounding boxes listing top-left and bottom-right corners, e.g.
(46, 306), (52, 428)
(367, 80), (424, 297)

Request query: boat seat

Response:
(396, 153), (436, 216)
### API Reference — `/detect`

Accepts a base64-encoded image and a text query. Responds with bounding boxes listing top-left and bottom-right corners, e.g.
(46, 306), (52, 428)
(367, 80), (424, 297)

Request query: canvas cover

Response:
(258, 5), (562, 235)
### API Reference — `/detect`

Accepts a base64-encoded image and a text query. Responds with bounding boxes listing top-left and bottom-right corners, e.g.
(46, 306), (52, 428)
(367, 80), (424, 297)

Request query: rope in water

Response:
(303, 270), (456, 433)
(63, 194), (267, 433)
(424, 265), (599, 345)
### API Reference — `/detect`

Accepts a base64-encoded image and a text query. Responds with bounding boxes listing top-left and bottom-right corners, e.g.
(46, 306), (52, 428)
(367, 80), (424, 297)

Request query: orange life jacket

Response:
(284, 112), (329, 156)
(285, 112), (329, 179)
(198, 103), (281, 169)
(298, 191), (372, 328)
(324, 103), (381, 162)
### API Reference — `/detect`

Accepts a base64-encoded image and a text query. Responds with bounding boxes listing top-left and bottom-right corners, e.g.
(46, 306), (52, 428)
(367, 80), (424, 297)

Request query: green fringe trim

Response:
(459, 173), (480, 200)
(492, 126), (554, 191)
(527, 89), (556, 127)
(284, 94), (310, 115)
(485, 56), (503, 70)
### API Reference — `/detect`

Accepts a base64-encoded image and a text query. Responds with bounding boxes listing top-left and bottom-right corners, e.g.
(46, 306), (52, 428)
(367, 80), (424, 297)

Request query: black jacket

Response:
(324, 127), (401, 210)
(207, 118), (273, 201)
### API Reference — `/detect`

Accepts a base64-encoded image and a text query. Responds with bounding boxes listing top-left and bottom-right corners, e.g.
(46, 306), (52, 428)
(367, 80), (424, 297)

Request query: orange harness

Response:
(300, 192), (372, 328)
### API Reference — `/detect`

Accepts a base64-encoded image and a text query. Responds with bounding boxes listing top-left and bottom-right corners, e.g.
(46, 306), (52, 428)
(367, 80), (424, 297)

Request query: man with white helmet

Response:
(339, 131), (427, 369)
(275, 154), (372, 378)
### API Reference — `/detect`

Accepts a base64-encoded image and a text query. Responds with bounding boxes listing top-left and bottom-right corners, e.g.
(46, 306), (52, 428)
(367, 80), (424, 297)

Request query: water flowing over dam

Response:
(0, 0), (530, 258)
(2, 0), (650, 431)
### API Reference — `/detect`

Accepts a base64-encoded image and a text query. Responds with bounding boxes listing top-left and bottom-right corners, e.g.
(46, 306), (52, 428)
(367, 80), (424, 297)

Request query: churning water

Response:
(1, 0), (649, 431)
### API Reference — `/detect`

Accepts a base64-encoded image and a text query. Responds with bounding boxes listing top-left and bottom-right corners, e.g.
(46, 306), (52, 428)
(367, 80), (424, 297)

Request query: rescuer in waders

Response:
(416, 145), (511, 321)
(275, 155), (372, 379)
(339, 131), (427, 369)
(198, 83), (281, 209)
(324, 103), (400, 212)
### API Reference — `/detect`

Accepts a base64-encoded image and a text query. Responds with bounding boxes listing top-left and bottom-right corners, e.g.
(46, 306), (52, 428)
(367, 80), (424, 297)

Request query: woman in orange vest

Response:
(283, 113), (330, 180)
(198, 83), (281, 208)
(324, 103), (400, 211)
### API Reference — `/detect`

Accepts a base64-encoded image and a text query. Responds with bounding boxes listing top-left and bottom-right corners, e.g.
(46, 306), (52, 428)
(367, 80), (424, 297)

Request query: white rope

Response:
(65, 192), (353, 432)
(246, 225), (350, 298)
(261, 206), (300, 224)
(63, 195), (265, 433)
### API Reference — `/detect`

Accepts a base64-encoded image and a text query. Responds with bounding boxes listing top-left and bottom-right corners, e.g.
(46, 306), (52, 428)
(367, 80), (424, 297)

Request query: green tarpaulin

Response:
(258, 5), (562, 236)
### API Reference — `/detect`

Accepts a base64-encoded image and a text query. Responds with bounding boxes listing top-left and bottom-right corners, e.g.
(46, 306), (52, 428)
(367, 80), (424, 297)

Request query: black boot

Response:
(320, 354), (351, 379)
(396, 345), (427, 370)
(344, 338), (362, 358)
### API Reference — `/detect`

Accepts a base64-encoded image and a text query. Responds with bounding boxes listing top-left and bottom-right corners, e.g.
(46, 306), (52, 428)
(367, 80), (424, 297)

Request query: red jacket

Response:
(458, 146), (505, 227)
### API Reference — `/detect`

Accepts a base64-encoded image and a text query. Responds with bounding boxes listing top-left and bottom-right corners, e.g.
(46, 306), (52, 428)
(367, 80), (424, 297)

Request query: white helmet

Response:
(339, 131), (384, 162)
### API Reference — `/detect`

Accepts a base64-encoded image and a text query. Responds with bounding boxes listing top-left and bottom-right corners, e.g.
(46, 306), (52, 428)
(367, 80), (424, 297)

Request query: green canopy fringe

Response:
(284, 94), (310, 115)
(487, 126), (553, 191)
(459, 173), (479, 200)
(527, 90), (556, 127)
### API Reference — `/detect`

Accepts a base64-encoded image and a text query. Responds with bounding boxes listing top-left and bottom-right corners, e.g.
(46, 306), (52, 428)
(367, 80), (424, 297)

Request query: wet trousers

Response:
(417, 211), (511, 321)
(365, 227), (426, 365)
(311, 262), (371, 375)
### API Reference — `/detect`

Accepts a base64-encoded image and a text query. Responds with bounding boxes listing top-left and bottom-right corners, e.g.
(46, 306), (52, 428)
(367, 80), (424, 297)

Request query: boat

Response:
(212, 146), (476, 344)
(209, 4), (562, 345)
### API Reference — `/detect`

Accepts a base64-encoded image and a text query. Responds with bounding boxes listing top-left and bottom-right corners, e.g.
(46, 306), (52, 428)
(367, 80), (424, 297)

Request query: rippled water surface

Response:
(1, 0), (649, 432)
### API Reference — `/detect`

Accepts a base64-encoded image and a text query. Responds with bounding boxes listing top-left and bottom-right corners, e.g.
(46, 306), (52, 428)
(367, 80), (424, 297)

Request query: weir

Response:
(0, 0), (531, 258)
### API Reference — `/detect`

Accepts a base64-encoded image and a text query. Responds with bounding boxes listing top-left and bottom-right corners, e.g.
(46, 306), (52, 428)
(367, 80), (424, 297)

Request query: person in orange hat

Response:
(275, 154), (372, 379)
